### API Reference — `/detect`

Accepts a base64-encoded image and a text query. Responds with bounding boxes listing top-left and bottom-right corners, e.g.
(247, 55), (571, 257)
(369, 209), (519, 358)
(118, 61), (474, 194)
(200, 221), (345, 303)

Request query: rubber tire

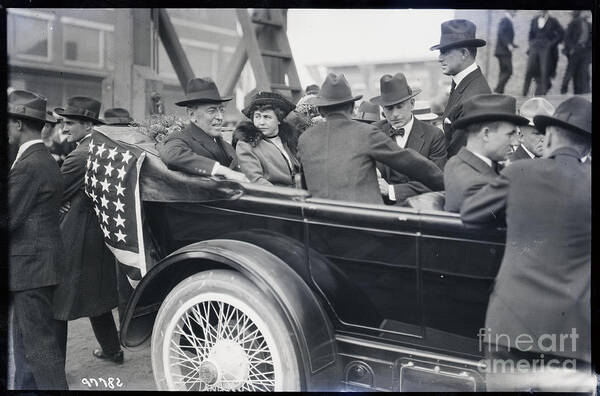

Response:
(151, 269), (303, 391)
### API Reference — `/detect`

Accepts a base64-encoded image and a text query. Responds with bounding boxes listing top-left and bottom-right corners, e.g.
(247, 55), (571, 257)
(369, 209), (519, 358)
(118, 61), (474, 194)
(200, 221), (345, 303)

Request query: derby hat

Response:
(353, 101), (381, 123)
(8, 89), (52, 123)
(175, 77), (232, 107)
(102, 108), (134, 125)
(55, 96), (104, 124)
(430, 19), (486, 51)
(413, 100), (439, 121)
(305, 73), (362, 107)
(519, 97), (555, 128)
(452, 94), (529, 130)
(370, 73), (421, 107)
(534, 96), (591, 136)
(242, 91), (296, 119)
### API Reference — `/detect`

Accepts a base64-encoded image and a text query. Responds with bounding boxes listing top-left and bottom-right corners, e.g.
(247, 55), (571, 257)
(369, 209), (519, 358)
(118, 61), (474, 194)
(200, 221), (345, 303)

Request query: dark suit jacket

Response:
(442, 67), (492, 157)
(9, 143), (65, 291)
(564, 17), (592, 54)
(494, 16), (515, 57)
(158, 122), (240, 176)
(528, 16), (564, 78)
(297, 113), (444, 205)
(507, 144), (534, 162)
(460, 147), (591, 362)
(443, 147), (498, 212)
(373, 118), (447, 202)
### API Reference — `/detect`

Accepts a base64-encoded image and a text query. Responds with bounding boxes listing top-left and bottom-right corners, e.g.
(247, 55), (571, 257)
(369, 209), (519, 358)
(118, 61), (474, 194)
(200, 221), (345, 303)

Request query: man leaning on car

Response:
(157, 77), (248, 183)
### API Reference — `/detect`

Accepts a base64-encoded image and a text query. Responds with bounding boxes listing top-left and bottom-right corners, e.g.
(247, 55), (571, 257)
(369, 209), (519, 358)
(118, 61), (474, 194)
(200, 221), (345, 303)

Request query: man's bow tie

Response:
(390, 127), (405, 138)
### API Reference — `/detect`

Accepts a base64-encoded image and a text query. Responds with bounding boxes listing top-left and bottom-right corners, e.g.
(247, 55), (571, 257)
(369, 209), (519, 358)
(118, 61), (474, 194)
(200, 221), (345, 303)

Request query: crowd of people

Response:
(7, 14), (591, 392)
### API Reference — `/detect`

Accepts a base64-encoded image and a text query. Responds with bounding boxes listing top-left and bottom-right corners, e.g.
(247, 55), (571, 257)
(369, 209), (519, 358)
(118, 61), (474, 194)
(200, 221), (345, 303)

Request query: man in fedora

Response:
(352, 101), (381, 124)
(443, 94), (528, 212)
(371, 73), (447, 204)
(461, 97), (592, 391)
(158, 77), (248, 182)
(53, 96), (124, 365)
(508, 97), (554, 162)
(297, 72), (444, 205)
(430, 19), (491, 158)
(7, 89), (68, 389)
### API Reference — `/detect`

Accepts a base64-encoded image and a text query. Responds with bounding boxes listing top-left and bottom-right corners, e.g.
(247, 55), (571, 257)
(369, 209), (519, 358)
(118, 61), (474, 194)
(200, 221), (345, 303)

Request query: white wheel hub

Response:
(199, 339), (250, 390)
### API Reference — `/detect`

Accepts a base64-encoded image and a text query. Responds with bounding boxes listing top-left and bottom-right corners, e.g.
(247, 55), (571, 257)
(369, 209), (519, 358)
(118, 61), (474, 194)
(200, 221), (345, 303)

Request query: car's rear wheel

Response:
(151, 269), (302, 391)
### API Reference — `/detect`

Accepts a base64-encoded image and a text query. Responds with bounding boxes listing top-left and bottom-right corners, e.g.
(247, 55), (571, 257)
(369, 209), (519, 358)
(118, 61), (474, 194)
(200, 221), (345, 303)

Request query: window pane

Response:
(64, 24), (100, 64)
(14, 15), (48, 58)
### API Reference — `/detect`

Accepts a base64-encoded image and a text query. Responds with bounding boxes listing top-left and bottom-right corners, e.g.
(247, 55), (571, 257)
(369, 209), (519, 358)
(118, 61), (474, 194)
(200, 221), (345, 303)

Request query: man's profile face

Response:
(62, 117), (89, 143)
(485, 121), (519, 161)
(7, 118), (21, 146)
(438, 47), (465, 76)
(520, 125), (545, 157)
(382, 99), (414, 129)
(189, 102), (224, 137)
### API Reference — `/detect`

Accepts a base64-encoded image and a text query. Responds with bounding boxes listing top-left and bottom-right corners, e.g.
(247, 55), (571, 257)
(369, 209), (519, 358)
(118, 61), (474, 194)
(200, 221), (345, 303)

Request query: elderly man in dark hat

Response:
(7, 89), (68, 389)
(297, 72), (444, 205)
(158, 77), (248, 182)
(507, 97), (554, 162)
(371, 73), (447, 204)
(443, 94), (528, 212)
(461, 97), (592, 391)
(431, 19), (492, 158)
(53, 96), (124, 365)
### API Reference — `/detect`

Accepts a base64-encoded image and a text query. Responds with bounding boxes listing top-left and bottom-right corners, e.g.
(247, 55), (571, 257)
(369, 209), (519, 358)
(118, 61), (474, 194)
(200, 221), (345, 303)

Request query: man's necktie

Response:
(390, 127), (405, 138)
(450, 80), (457, 96)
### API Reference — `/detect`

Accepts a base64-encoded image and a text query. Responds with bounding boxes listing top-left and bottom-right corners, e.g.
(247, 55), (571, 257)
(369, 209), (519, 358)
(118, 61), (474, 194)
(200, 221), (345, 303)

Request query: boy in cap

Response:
(158, 77), (248, 182)
(430, 19), (492, 158)
(370, 73), (447, 204)
(297, 73), (444, 205)
(7, 89), (68, 389)
(461, 97), (592, 391)
(443, 94), (528, 212)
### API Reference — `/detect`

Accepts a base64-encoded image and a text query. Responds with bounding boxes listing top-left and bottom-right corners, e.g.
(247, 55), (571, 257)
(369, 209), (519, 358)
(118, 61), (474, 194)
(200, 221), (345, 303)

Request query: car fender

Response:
(121, 238), (338, 386)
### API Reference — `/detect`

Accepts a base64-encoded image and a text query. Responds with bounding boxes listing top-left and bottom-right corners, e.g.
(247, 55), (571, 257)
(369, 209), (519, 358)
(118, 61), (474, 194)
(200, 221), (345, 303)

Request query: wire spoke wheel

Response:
(152, 270), (302, 391)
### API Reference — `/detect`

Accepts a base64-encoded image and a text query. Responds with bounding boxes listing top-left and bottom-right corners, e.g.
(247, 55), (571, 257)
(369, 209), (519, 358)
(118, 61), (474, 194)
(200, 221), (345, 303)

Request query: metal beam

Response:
(156, 9), (194, 90)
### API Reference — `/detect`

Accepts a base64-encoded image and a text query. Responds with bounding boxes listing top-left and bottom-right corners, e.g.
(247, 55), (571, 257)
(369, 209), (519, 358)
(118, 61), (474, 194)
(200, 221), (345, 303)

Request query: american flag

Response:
(84, 131), (147, 286)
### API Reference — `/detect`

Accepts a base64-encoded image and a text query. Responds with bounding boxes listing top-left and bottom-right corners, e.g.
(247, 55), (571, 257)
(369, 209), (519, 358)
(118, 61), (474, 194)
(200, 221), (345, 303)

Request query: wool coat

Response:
(297, 112), (444, 205)
(158, 122), (240, 176)
(461, 147), (591, 362)
(373, 118), (447, 203)
(442, 67), (492, 158)
(443, 147), (498, 212)
(53, 135), (118, 320)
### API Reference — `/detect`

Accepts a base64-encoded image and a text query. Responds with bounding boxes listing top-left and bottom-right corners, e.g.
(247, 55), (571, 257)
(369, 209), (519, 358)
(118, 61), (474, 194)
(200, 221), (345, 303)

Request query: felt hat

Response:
(242, 91), (296, 119)
(55, 96), (104, 124)
(430, 19), (486, 51)
(305, 84), (320, 95)
(304, 73), (362, 107)
(8, 89), (52, 123)
(534, 96), (591, 136)
(353, 101), (381, 123)
(452, 94), (529, 130)
(519, 97), (555, 128)
(175, 77), (232, 107)
(102, 108), (134, 125)
(370, 73), (421, 107)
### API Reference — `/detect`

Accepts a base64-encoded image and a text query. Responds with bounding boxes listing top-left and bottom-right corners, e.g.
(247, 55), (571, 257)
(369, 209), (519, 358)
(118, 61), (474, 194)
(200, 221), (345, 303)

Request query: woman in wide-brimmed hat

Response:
(234, 91), (301, 187)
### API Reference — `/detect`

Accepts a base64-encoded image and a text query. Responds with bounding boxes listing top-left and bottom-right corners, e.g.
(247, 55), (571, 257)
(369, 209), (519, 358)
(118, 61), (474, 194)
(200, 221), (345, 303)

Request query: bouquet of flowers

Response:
(133, 114), (185, 143)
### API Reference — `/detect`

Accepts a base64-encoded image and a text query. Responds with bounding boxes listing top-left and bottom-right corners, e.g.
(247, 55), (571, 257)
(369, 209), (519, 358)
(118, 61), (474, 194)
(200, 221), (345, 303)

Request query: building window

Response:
(61, 16), (114, 69)
(8, 9), (55, 62)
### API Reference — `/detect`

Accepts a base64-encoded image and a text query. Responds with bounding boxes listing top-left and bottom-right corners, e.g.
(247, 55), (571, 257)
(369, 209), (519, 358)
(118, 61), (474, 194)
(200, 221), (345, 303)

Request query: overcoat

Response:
(443, 147), (498, 212)
(234, 122), (300, 187)
(9, 143), (64, 291)
(373, 118), (447, 202)
(494, 17), (515, 57)
(53, 135), (118, 320)
(442, 67), (492, 158)
(158, 122), (240, 176)
(461, 147), (591, 362)
(297, 112), (444, 205)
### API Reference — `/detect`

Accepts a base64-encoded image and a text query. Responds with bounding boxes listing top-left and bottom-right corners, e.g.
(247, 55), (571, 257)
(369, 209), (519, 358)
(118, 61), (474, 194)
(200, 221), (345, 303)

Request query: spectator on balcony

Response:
(507, 97), (554, 162)
(430, 19), (491, 158)
(443, 94), (528, 212)
(157, 77), (248, 182)
(297, 72), (444, 205)
(522, 10), (564, 96)
(234, 91), (301, 187)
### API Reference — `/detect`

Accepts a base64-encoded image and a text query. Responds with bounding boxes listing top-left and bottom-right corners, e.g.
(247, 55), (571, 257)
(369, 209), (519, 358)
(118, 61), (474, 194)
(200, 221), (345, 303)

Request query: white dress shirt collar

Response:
(538, 14), (549, 29)
(452, 62), (479, 87)
(505, 11), (514, 22)
(470, 149), (494, 168)
(520, 144), (536, 159)
(391, 115), (415, 149)
(11, 140), (44, 169)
